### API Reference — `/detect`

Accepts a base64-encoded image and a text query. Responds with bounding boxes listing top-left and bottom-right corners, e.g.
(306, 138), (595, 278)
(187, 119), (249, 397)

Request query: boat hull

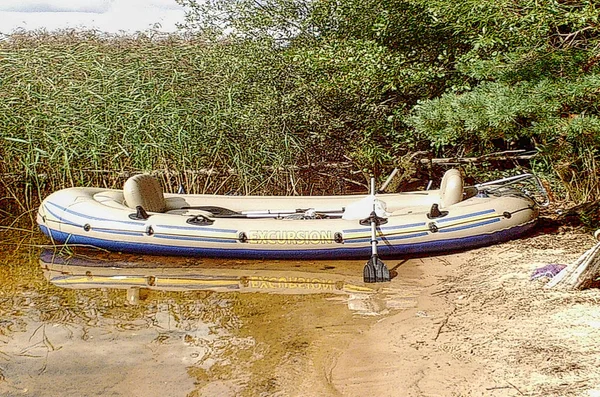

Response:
(37, 186), (539, 259)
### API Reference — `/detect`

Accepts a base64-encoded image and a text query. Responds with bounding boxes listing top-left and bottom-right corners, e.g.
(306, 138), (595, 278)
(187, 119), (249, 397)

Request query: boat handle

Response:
(186, 215), (215, 226)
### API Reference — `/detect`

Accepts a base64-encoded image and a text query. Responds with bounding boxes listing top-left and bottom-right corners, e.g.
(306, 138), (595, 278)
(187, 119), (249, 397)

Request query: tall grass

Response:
(1, 31), (345, 222)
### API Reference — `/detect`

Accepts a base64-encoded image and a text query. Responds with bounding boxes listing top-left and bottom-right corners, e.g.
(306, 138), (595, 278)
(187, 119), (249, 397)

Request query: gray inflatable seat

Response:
(439, 169), (464, 208)
(123, 174), (166, 213)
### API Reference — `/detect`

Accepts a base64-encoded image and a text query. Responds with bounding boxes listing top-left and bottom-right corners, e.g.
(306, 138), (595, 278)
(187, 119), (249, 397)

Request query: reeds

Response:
(0, 31), (324, 221)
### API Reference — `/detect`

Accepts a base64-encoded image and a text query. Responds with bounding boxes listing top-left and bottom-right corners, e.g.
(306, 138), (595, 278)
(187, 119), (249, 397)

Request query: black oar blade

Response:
(363, 255), (390, 283)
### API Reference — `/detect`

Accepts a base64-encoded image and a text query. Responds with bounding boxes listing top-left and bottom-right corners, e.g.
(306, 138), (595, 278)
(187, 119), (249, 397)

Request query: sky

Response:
(0, 0), (187, 35)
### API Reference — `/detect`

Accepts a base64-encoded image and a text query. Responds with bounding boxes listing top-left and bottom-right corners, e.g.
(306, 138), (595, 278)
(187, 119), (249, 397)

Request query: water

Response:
(0, 231), (424, 396)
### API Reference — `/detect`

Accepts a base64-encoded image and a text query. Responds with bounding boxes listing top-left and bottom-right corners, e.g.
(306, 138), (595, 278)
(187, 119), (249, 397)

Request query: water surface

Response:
(0, 231), (423, 396)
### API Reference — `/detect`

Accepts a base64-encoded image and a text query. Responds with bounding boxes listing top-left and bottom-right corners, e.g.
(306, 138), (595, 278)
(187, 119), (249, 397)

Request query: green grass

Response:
(0, 31), (323, 221)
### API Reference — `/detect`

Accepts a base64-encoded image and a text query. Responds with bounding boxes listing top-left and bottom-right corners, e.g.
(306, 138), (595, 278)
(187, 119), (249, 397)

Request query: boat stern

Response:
(37, 191), (67, 243)
(36, 200), (49, 235)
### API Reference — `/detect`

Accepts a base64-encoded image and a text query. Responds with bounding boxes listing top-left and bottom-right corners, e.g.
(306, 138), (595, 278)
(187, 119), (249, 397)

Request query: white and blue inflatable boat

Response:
(37, 170), (545, 259)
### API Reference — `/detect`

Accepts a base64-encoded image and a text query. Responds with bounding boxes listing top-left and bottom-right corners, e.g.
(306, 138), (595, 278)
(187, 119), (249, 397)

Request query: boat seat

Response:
(123, 174), (166, 213)
(439, 169), (464, 208)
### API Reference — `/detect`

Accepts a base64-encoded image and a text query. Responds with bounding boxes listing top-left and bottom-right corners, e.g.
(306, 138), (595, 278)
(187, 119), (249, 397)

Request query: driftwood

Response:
(3, 150), (537, 183)
(418, 150), (537, 166)
(546, 235), (600, 290)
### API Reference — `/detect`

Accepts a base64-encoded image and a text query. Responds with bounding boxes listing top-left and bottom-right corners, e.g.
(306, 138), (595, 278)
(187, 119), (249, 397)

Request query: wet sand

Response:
(0, 232), (421, 396)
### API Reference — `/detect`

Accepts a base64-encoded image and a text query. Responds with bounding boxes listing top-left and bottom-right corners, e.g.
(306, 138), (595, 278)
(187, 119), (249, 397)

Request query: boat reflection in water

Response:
(0, 250), (422, 395)
(39, 249), (392, 314)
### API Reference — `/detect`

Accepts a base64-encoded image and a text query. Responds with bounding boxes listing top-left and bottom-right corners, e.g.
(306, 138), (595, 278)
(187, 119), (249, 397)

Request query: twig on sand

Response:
(485, 385), (511, 391)
(546, 242), (600, 289)
(506, 380), (525, 395)
(433, 306), (456, 341)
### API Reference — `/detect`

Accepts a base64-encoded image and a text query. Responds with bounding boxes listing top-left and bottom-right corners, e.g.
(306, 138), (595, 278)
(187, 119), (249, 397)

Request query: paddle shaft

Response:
(370, 215), (378, 257)
(182, 206), (344, 219)
(369, 177), (379, 257)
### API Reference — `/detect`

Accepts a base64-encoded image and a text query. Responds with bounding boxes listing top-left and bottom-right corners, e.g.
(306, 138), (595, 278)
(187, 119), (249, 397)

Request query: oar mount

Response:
(359, 211), (388, 226)
(363, 177), (391, 283)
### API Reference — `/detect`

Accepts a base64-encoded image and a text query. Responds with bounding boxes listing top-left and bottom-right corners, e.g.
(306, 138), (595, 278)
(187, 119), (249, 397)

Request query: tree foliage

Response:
(407, 0), (600, 200)
(177, 0), (600, 200)
(177, 0), (464, 170)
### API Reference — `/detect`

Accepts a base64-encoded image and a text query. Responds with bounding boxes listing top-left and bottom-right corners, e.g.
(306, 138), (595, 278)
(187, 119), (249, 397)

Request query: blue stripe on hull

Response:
(38, 220), (537, 260)
(438, 218), (500, 233)
(45, 201), (144, 227)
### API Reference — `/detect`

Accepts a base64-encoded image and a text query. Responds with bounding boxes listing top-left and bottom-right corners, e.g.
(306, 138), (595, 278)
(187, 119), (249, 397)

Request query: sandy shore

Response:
(326, 223), (600, 397)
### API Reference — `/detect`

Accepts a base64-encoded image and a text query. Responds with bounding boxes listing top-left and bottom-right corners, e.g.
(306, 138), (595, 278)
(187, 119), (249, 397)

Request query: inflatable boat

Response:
(37, 170), (545, 260)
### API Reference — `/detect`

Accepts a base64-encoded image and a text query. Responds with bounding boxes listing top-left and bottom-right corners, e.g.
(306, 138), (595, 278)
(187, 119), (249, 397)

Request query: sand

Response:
(325, 223), (600, 397)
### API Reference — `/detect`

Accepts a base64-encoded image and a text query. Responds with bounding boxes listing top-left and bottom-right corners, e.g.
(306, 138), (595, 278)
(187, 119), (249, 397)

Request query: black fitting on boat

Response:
(427, 204), (448, 219)
(186, 215), (214, 226)
(503, 211), (512, 219)
(428, 222), (439, 233)
(334, 232), (343, 244)
(146, 226), (154, 236)
(129, 205), (150, 220)
(359, 211), (388, 226)
(238, 232), (248, 243)
(83, 223), (91, 232)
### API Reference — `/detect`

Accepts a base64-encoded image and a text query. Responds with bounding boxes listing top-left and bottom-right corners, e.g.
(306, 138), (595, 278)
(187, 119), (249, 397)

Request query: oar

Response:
(363, 177), (390, 283)
(182, 206), (344, 219)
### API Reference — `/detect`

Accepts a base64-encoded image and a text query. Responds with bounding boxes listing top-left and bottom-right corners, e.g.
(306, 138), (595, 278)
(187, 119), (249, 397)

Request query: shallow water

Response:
(0, 231), (425, 396)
